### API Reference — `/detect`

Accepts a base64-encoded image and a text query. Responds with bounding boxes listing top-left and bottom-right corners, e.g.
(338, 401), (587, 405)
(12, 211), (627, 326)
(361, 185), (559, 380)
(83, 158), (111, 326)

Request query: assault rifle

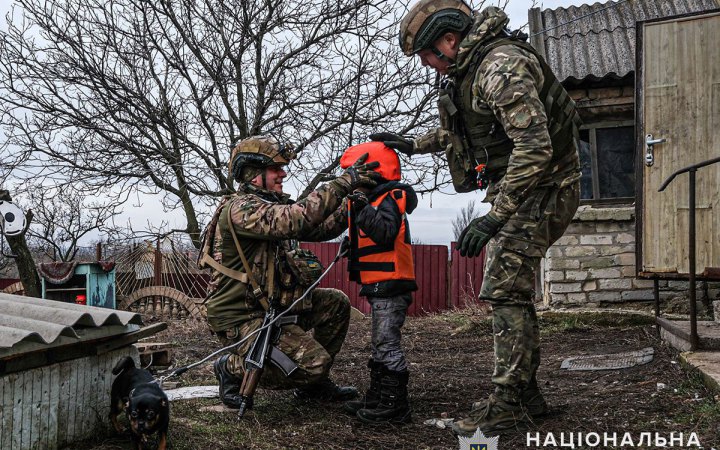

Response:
(236, 302), (299, 417)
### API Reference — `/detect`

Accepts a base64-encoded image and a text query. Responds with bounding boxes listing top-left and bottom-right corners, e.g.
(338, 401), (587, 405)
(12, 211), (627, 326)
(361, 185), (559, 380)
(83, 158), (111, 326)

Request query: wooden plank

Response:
(67, 359), (78, 442)
(78, 357), (90, 440)
(76, 358), (88, 441)
(21, 366), (33, 450)
(1, 373), (18, 450)
(28, 366), (43, 450)
(47, 364), (60, 450)
(100, 351), (115, 425)
(56, 361), (71, 446)
(36, 366), (50, 450)
(13, 371), (24, 450)
(0, 374), (4, 448)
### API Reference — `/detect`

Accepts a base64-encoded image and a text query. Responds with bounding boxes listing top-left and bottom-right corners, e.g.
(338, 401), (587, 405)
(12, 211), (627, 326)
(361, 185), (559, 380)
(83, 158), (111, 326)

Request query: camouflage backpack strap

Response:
(225, 204), (271, 311)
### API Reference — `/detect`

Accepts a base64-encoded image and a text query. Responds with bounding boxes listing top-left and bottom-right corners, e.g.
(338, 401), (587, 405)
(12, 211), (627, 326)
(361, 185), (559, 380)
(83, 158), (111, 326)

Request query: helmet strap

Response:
(431, 45), (454, 64)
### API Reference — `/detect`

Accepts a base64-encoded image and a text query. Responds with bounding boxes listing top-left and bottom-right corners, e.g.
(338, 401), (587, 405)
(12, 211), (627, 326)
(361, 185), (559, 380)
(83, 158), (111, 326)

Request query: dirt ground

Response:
(71, 308), (720, 450)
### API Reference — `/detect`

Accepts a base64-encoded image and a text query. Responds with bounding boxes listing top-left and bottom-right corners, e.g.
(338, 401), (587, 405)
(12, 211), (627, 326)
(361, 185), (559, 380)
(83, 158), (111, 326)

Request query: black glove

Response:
(343, 152), (381, 189)
(457, 213), (505, 257)
(369, 132), (414, 156)
(347, 190), (369, 210)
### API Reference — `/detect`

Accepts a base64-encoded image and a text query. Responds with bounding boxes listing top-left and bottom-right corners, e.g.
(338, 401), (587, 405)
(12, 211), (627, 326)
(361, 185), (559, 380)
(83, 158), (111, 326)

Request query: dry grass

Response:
(68, 310), (720, 450)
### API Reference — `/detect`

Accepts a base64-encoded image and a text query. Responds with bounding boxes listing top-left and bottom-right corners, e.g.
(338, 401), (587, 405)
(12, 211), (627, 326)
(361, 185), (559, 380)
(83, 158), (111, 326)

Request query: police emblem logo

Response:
(458, 429), (499, 450)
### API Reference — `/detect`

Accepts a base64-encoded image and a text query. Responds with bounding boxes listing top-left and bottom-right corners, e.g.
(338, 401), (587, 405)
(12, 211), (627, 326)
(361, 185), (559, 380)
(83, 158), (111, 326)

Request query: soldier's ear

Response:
(442, 31), (459, 48)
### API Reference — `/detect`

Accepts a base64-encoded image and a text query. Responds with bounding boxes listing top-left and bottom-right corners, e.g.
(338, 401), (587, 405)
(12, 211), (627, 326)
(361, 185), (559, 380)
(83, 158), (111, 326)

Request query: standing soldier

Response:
(199, 136), (381, 409)
(373, 1), (581, 436)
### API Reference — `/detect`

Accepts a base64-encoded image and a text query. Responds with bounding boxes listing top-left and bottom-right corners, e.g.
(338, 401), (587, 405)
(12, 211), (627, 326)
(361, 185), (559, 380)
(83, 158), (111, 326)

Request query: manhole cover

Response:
(561, 347), (654, 371)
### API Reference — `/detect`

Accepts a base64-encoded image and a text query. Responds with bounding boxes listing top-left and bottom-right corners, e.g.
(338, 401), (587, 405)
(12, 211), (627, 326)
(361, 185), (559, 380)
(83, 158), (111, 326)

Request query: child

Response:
(339, 141), (418, 424)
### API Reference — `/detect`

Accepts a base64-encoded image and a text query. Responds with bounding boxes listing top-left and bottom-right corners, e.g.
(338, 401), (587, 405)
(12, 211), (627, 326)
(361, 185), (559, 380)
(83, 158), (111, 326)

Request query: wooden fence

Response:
(301, 242), (486, 316)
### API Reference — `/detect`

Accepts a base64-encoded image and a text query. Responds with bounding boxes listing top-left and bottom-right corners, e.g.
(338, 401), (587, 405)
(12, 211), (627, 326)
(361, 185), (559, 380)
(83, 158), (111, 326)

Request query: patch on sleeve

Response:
(507, 102), (533, 129)
(494, 82), (533, 130)
(393, 190), (404, 200)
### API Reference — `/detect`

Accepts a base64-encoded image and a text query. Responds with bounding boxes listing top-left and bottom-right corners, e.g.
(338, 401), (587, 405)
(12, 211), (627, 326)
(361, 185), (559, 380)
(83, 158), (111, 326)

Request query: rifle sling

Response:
(226, 204), (271, 311)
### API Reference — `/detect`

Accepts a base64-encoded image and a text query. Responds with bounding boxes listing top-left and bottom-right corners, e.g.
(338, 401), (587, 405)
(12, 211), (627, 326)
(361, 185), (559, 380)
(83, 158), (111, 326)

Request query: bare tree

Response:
(22, 187), (124, 262)
(452, 200), (483, 241)
(0, 0), (443, 247)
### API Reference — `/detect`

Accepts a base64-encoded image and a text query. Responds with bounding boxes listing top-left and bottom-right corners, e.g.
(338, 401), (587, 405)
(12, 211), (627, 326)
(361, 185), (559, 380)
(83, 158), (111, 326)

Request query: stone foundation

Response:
(542, 205), (720, 308)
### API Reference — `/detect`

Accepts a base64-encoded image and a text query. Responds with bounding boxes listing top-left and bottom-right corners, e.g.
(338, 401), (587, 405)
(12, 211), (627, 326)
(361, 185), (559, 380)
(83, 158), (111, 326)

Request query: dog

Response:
(110, 356), (170, 450)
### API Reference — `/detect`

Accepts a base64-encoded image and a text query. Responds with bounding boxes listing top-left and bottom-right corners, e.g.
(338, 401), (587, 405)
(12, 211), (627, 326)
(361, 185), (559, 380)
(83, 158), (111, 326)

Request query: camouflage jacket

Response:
(414, 7), (580, 222)
(203, 180), (350, 333)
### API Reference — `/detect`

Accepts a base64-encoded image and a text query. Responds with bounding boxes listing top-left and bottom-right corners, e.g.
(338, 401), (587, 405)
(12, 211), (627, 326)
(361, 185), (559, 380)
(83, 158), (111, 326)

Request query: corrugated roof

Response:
(528, 0), (720, 83)
(0, 293), (142, 352)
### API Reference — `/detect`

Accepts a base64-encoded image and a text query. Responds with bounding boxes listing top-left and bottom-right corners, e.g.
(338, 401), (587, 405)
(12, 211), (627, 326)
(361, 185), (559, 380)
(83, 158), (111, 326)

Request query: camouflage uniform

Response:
(410, 7), (581, 405)
(205, 180), (352, 388)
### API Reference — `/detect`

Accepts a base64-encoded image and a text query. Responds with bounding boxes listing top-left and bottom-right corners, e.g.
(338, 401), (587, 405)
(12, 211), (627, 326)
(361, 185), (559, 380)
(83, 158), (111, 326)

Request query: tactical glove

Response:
(343, 152), (381, 189)
(457, 213), (505, 257)
(369, 132), (414, 156)
(347, 190), (370, 210)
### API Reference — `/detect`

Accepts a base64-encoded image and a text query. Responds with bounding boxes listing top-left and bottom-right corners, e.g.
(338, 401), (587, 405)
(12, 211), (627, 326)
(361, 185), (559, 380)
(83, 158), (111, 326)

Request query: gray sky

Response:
(0, 0), (584, 246)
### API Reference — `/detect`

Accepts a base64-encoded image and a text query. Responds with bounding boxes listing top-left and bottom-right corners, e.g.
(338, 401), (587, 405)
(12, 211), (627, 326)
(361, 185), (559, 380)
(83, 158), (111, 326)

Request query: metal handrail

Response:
(658, 155), (720, 350)
(659, 156), (720, 192)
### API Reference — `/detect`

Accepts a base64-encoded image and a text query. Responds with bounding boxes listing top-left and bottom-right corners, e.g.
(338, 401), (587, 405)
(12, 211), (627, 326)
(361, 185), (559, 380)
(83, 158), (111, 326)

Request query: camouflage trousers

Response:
(217, 288), (351, 389)
(479, 181), (580, 402)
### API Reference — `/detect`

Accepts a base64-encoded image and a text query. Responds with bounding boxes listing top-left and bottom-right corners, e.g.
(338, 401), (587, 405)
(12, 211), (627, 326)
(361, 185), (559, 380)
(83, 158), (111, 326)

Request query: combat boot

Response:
(452, 393), (531, 437)
(472, 381), (548, 417)
(343, 359), (382, 415)
(213, 354), (250, 410)
(293, 377), (358, 401)
(356, 367), (411, 424)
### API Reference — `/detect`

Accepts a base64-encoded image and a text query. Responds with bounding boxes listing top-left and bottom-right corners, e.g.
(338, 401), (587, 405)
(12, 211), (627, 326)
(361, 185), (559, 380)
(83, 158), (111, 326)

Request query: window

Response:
(578, 122), (635, 202)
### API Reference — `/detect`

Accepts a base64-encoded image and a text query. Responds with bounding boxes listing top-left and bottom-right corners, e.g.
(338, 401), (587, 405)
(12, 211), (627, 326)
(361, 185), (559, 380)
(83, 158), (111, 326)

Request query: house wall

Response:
(542, 84), (720, 308)
(0, 346), (138, 450)
(569, 85), (634, 122)
(543, 205), (720, 308)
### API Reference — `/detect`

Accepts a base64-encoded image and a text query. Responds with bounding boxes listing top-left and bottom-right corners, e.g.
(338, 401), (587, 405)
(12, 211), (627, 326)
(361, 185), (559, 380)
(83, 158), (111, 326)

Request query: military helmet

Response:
(399, 0), (472, 56)
(229, 135), (296, 182)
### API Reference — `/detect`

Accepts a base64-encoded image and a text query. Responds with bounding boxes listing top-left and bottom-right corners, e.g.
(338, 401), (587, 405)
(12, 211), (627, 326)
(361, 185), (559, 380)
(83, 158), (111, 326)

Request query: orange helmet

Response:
(340, 141), (401, 181)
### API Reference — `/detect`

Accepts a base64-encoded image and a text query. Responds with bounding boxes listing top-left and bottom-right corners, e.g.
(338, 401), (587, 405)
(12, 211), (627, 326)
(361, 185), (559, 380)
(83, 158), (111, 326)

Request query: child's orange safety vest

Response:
(348, 189), (415, 284)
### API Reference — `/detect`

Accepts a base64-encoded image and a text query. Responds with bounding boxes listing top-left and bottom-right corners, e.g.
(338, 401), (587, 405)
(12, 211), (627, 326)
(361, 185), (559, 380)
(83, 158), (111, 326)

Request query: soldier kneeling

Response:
(199, 136), (381, 408)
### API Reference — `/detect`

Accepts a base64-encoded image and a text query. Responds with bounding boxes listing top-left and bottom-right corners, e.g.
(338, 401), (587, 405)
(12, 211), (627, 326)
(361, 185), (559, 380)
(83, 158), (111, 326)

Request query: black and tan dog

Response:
(110, 356), (170, 450)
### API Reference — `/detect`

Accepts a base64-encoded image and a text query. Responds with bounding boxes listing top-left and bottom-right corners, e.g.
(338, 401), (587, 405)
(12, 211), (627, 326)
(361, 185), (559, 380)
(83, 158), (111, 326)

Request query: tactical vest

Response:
(347, 190), (415, 285)
(199, 195), (314, 321)
(438, 36), (581, 193)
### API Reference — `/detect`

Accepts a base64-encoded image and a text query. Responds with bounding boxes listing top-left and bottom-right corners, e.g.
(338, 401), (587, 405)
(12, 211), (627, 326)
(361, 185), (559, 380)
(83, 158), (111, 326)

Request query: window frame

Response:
(579, 120), (635, 205)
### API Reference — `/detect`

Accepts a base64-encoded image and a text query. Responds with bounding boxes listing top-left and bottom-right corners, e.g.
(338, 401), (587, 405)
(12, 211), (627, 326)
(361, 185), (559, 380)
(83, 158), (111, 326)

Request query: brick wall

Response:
(543, 205), (719, 307)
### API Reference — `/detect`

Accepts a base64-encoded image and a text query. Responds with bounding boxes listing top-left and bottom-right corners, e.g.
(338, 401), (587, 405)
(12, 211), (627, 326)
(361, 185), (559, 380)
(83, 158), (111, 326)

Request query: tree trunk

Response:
(1, 190), (41, 297)
(6, 229), (42, 298)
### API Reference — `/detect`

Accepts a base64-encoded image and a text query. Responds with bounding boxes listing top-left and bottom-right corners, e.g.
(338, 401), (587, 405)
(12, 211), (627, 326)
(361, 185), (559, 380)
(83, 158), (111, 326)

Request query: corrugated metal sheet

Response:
(528, 0), (720, 82)
(0, 293), (142, 350)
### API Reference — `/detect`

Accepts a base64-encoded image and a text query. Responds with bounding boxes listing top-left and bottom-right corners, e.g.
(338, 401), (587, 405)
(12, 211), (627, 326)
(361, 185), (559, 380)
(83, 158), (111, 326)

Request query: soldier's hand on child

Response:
(369, 132), (414, 156)
(347, 190), (370, 210)
(343, 152), (382, 188)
